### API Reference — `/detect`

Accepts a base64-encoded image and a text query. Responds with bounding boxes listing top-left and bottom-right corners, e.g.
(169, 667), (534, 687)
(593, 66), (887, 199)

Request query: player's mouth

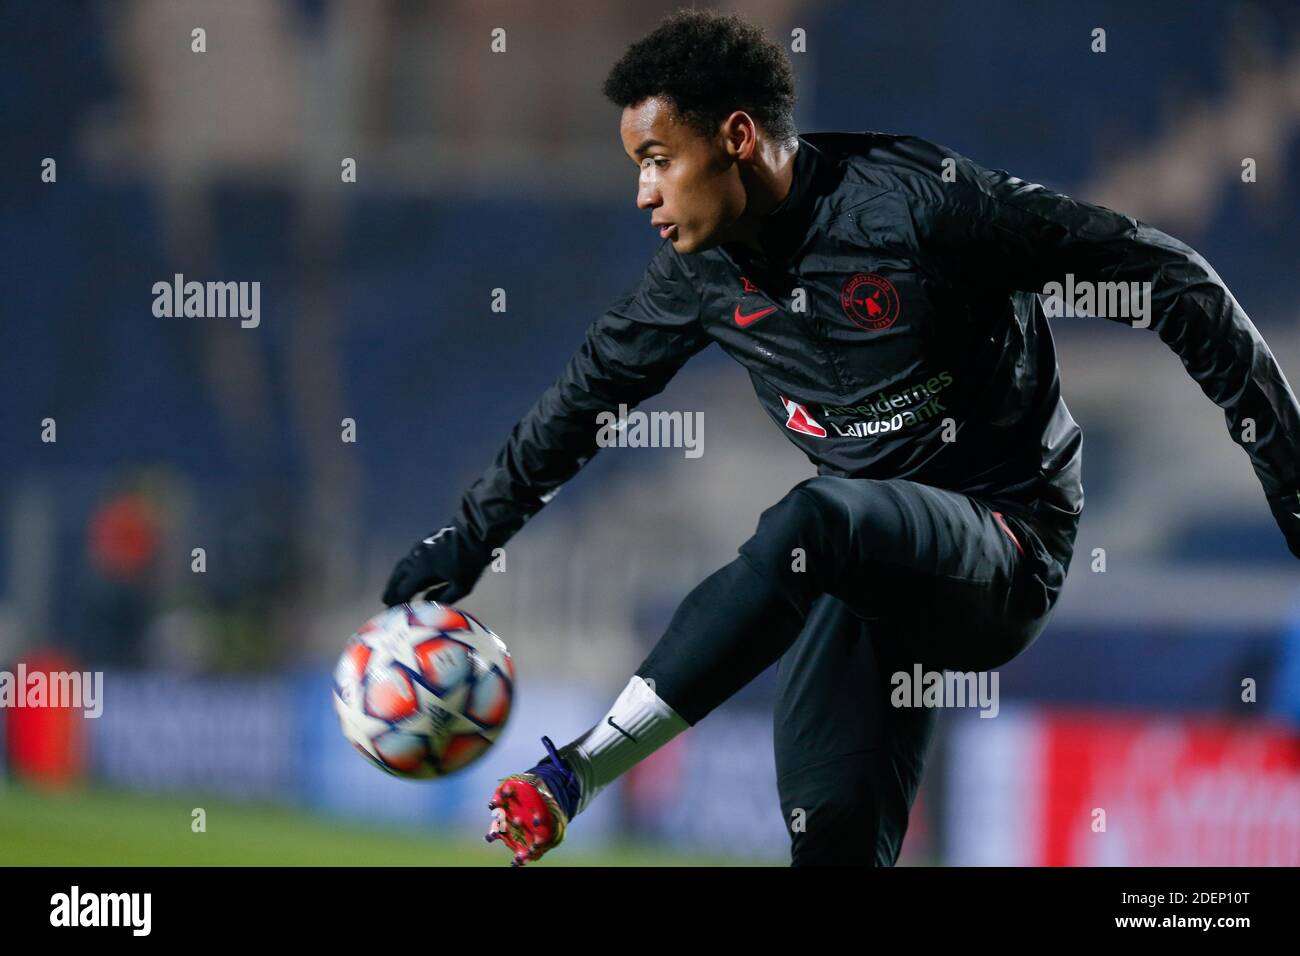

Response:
(654, 222), (678, 240)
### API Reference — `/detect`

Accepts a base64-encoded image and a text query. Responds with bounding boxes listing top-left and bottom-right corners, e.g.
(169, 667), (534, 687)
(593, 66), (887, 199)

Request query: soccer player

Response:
(383, 11), (1300, 865)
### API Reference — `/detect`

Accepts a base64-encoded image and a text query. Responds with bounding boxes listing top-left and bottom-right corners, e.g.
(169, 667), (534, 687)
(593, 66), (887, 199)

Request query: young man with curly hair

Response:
(383, 11), (1300, 865)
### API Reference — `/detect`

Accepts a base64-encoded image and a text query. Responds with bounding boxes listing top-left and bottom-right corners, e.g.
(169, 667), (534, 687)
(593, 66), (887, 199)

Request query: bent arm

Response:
(452, 242), (709, 554)
(915, 141), (1300, 525)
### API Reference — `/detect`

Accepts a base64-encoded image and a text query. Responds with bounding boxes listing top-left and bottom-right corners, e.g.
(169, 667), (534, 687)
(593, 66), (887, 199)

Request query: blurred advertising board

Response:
(946, 707), (1300, 866)
(84, 671), (297, 799)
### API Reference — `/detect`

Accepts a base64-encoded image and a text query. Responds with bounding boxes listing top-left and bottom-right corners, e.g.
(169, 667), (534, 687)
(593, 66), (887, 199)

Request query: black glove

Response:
(382, 525), (492, 606)
(1266, 488), (1300, 560)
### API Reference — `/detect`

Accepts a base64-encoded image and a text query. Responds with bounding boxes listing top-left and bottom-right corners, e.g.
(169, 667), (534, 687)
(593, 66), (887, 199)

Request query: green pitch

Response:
(0, 783), (772, 866)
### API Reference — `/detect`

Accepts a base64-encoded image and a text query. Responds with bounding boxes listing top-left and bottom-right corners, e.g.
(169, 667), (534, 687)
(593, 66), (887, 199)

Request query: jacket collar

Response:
(723, 135), (826, 271)
(762, 135), (823, 227)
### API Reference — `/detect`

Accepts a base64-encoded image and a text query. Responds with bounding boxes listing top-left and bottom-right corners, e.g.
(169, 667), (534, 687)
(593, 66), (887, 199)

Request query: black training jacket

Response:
(449, 132), (1300, 555)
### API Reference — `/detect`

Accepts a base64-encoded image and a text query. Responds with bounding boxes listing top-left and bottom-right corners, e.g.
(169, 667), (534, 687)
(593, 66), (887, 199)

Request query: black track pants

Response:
(636, 475), (1075, 865)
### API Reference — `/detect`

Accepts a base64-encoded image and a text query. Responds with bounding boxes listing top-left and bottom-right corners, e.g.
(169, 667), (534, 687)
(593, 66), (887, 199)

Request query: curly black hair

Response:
(602, 10), (797, 143)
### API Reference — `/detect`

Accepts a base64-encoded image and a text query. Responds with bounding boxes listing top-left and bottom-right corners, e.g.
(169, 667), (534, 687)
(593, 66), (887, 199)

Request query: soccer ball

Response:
(332, 601), (514, 778)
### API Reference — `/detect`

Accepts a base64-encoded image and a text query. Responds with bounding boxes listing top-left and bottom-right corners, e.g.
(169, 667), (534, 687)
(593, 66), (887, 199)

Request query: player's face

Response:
(620, 97), (748, 254)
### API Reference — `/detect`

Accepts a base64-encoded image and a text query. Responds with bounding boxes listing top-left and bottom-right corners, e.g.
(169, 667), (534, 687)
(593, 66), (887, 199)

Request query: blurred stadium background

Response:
(3, 0), (1300, 865)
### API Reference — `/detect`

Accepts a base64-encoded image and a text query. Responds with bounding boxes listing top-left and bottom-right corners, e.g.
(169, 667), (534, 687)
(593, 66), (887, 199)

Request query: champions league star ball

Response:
(332, 602), (514, 778)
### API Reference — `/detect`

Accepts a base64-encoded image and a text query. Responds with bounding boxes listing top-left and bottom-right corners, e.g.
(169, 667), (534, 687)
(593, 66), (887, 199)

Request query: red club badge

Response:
(841, 273), (900, 331)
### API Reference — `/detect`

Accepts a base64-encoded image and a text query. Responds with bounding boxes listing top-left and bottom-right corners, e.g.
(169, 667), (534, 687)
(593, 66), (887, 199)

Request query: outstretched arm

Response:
(384, 242), (709, 605)
(912, 138), (1300, 557)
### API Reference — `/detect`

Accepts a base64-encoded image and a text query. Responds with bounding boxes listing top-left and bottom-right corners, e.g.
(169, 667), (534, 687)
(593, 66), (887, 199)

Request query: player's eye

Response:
(640, 156), (669, 169)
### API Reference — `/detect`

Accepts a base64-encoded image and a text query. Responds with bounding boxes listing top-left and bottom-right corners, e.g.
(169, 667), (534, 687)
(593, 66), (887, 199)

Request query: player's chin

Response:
(673, 228), (717, 254)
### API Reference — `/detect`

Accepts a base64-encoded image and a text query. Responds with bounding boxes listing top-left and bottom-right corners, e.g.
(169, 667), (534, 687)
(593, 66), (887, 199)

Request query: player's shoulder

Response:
(802, 130), (981, 207)
(646, 237), (699, 288)
(602, 238), (707, 329)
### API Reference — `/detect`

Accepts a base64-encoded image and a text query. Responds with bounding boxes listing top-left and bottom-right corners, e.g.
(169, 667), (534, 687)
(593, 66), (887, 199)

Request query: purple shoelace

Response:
(526, 736), (581, 820)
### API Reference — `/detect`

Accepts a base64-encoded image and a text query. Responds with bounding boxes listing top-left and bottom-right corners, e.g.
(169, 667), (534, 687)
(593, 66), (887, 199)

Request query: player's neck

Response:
(725, 141), (799, 256)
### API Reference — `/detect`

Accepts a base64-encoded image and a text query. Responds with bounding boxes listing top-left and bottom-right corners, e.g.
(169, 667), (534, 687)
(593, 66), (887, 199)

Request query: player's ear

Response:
(719, 111), (758, 162)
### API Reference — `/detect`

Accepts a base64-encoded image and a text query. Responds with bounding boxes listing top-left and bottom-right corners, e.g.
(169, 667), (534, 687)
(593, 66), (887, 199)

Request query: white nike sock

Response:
(557, 675), (689, 816)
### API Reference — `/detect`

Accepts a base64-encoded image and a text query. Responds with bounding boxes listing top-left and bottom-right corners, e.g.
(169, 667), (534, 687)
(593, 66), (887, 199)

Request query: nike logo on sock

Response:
(607, 717), (638, 742)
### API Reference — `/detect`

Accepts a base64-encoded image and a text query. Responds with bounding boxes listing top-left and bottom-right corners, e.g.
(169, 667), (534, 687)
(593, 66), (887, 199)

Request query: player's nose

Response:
(636, 178), (661, 210)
